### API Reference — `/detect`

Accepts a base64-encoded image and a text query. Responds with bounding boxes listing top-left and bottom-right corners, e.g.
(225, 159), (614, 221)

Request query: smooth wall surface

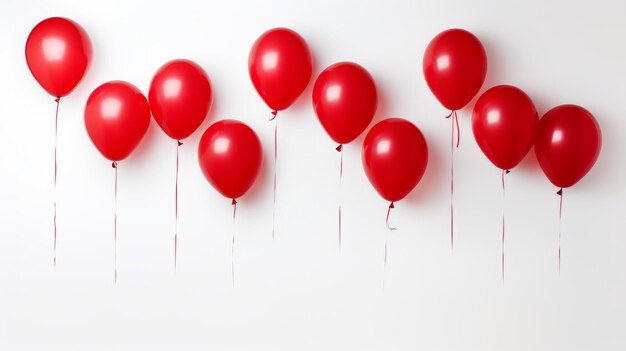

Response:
(1, 0), (625, 349)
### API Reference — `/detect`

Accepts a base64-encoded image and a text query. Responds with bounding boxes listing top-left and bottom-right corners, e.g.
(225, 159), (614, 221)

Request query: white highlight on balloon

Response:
(42, 37), (66, 61)
(436, 55), (450, 71)
(101, 98), (122, 119)
(487, 110), (500, 125)
(377, 140), (391, 154)
(163, 78), (182, 98)
(214, 137), (230, 154)
(262, 52), (279, 71)
(552, 130), (563, 143)
(326, 85), (342, 102)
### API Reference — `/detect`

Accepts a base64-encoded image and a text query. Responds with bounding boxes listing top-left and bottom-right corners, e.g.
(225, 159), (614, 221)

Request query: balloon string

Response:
(112, 162), (118, 284)
(383, 202), (397, 290)
(557, 188), (563, 274)
(445, 110), (460, 146)
(445, 111), (460, 251)
(174, 141), (182, 271)
(454, 111), (460, 148)
(272, 114), (277, 240)
(336, 144), (343, 249)
(53, 97), (60, 268)
(450, 113), (454, 251)
(447, 111), (454, 251)
(386, 202), (397, 231)
(501, 169), (510, 282)
(231, 199), (237, 287)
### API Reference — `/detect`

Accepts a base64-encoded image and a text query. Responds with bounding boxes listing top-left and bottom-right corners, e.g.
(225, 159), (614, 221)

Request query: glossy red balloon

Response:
(248, 28), (312, 111)
(149, 59), (213, 140)
(423, 28), (487, 111)
(313, 62), (378, 145)
(25, 17), (92, 98)
(534, 105), (602, 188)
(472, 85), (538, 170)
(198, 120), (263, 200)
(362, 118), (428, 202)
(84, 81), (151, 161)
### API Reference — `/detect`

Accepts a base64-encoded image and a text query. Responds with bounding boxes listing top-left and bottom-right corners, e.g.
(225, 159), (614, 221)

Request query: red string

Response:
(272, 112), (277, 240)
(383, 202), (397, 290)
(453, 111), (460, 148)
(174, 141), (182, 270)
(112, 161), (118, 283)
(557, 188), (563, 274)
(336, 144), (343, 249)
(501, 169), (510, 282)
(53, 97), (60, 268)
(386, 202), (397, 231)
(450, 114), (454, 251)
(231, 198), (237, 287)
(445, 111), (460, 251)
(444, 110), (460, 148)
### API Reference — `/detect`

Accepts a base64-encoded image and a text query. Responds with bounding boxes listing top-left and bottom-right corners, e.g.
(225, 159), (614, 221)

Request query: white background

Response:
(1, 0), (625, 349)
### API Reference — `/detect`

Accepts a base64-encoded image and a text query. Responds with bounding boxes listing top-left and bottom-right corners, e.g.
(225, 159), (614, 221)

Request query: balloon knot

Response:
(505, 169), (511, 174)
(54, 97), (60, 103)
(444, 110), (454, 119)
(112, 162), (117, 169)
(389, 202), (395, 209)
(557, 188), (563, 196)
(269, 110), (278, 121)
(232, 198), (237, 205)
(336, 144), (343, 152)
(177, 140), (183, 146)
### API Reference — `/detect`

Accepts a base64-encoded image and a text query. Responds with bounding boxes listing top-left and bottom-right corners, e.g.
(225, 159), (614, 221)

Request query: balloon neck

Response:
(445, 110), (454, 119)
(112, 161), (117, 169)
(177, 140), (183, 146)
(336, 144), (343, 152)
(505, 169), (511, 174)
(557, 188), (563, 196)
(389, 202), (395, 209)
(54, 97), (60, 103)
(231, 198), (237, 205)
(269, 110), (278, 121)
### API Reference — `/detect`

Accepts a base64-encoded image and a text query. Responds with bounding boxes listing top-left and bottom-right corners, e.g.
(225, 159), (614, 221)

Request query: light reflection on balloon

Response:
(163, 78), (183, 99)
(100, 97), (122, 119)
(262, 51), (279, 71)
(436, 55), (450, 71)
(376, 139), (391, 154)
(213, 137), (231, 154)
(42, 37), (66, 61)
(551, 129), (563, 143)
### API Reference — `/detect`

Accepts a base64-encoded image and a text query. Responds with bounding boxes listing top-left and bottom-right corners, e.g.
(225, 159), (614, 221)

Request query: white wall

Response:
(1, 0), (625, 349)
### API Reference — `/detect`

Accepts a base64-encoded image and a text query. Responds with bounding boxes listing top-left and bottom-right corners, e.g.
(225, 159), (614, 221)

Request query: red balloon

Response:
(248, 28), (312, 111)
(313, 62), (378, 145)
(149, 59), (213, 140)
(423, 28), (487, 111)
(362, 118), (429, 202)
(472, 85), (538, 170)
(25, 17), (92, 98)
(534, 105), (602, 188)
(198, 120), (263, 200)
(84, 81), (151, 161)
